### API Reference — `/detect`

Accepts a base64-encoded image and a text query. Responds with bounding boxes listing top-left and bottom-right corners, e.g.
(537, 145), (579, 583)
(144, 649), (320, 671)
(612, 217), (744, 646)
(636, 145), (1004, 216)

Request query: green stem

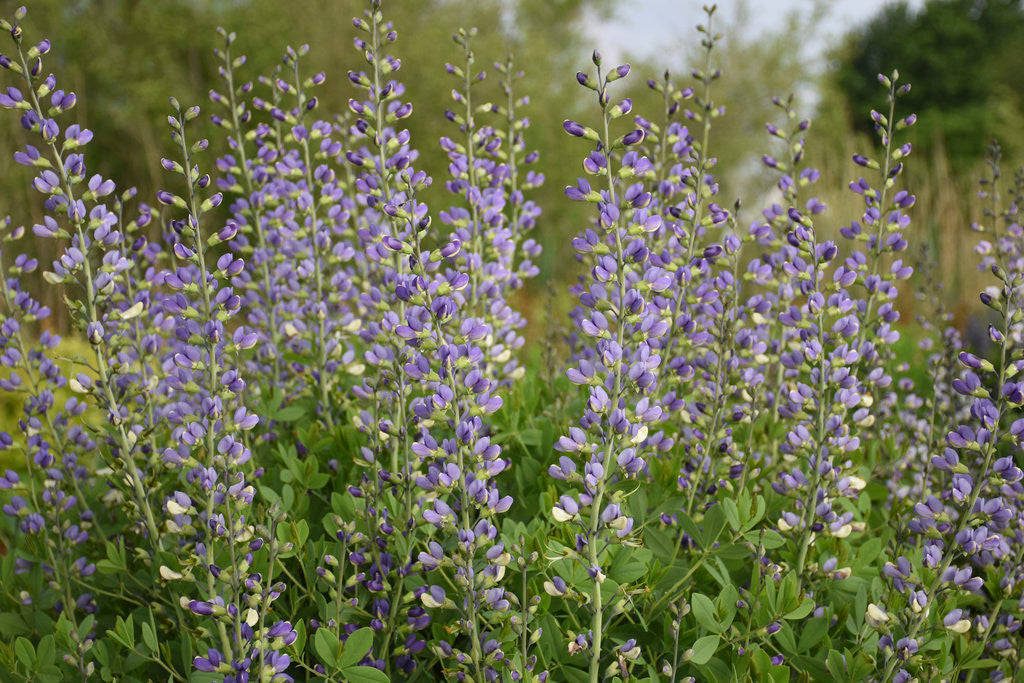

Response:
(584, 65), (629, 683)
(174, 110), (235, 661)
(222, 39), (284, 389)
(290, 58), (334, 430)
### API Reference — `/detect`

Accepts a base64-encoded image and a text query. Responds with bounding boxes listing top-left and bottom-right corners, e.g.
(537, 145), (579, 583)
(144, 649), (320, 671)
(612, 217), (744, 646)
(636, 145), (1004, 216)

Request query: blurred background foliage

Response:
(0, 0), (1021, 350)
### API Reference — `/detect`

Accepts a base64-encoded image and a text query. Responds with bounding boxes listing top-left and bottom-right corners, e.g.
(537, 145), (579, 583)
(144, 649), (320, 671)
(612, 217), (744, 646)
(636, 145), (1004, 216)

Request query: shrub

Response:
(0, 2), (1022, 682)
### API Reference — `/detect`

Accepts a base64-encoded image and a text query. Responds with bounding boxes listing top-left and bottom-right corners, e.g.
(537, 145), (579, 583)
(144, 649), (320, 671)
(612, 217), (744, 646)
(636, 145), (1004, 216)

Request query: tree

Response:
(833, 0), (1024, 164)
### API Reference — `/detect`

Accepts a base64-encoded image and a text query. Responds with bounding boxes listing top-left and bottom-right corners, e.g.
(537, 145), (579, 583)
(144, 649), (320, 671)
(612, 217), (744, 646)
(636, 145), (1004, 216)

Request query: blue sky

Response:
(585, 0), (924, 67)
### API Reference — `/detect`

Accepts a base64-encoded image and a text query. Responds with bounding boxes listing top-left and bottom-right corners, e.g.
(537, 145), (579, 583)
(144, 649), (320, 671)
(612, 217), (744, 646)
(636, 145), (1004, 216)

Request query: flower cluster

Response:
(2, 2), (1024, 683)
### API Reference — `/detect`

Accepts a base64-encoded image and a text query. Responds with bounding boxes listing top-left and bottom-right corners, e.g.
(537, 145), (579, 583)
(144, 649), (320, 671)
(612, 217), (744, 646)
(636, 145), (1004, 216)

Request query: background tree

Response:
(832, 0), (1024, 165)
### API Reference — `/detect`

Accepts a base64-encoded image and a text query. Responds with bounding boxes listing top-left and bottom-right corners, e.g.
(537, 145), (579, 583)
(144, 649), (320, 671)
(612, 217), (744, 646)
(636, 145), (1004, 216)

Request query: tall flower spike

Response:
(439, 31), (540, 386)
(210, 27), (288, 393)
(746, 93), (817, 482)
(343, 5), (441, 675)
(157, 98), (293, 682)
(493, 53), (544, 292)
(349, 5), (514, 679)
(765, 99), (870, 584)
(886, 255), (967, 503)
(276, 44), (353, 428)
(635, 9), (727, 527)
(554, 53), (667, 682)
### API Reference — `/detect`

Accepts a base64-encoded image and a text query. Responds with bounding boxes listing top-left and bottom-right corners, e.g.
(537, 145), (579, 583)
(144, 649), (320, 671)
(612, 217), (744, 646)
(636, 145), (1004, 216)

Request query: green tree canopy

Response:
(833, 0), (1024, 164)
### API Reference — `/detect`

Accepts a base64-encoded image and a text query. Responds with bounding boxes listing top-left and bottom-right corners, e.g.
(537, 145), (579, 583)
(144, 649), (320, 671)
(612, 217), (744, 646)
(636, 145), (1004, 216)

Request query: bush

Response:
(0, 2), (1022, 682)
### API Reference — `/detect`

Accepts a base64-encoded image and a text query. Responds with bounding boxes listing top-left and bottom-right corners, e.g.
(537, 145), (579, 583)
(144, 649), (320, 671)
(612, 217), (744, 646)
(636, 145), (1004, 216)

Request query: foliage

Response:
(833, 0), (1024, 164)
(0, 2), (1023, 683)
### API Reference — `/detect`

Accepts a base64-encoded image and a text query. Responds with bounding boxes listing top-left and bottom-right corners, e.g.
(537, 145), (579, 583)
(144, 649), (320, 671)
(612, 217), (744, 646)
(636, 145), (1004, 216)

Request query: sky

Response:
(585, 0), (925, 67)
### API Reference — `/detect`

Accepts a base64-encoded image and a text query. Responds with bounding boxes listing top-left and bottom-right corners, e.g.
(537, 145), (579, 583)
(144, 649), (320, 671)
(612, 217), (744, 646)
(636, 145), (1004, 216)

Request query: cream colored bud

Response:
(422, 593), (444, 609)
(159, 565), (184, 581)
(832, 524), (853, 539)
(166, 499), (190, 516)
(631, 425), (649, 444)
(120, 302), (145, 319)
(552, 506), (574, 523)
(866, 603), (889, 627)
(947, 619), (971, 634)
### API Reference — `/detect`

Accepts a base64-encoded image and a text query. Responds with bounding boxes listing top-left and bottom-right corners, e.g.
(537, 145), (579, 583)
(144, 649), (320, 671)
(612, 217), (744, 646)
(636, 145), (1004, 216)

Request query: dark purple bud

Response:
(563, 120), (586, 137)
(621, 129), (644, 146)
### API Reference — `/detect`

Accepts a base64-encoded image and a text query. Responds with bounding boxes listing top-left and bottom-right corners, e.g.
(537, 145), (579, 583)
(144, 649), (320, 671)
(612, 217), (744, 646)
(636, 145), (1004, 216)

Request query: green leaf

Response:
(784, 598), (815, 620)
(77, 614), (95, 641)
(854, 584), (867, 631)
(691, 593), (720, 633)
(14, 636), (34, 668)
(110, 614), (135, 650)
(314, 628), (341, 669)
(0, 612), (29, 637)
(797, 617), (828, 651)
(743, 495), (767, 532)
(290, 519), (310, 547)
(776, 623), (798, 654)
(690, 634), (720, 665)
(701, 505), (727, 547)
(518, 428), (543, 447)
(342, 665), (391, 682)
(35, 665), (63, 683)
(764, 577), (777, 612)
(961, 657), (1000, 669)
(744, 528), (785, 549)
(292, 618), (307, 656)
(36, 634), (55, 665)
(792, 653), (828, 679)
(644, 526), (676, 563)
(751, 646), (772, 675)
(722, 497), (740, 530)
(606, 546), (651, 584)
(141, 620), (158, 652)
(718, 585), (739, 630)
(560, 666), (591, 683)
(677, 513), (703, 548)
(93, 640), (110, 668)
(827, 649), (848, 681)
(714, 543), (751, 560)
(96, 559), (124, 575)
(855, 537), (882, 568)
(308, 472), (330, 489)
(339, 627), (374, 668)
(273, 406), (307, 422)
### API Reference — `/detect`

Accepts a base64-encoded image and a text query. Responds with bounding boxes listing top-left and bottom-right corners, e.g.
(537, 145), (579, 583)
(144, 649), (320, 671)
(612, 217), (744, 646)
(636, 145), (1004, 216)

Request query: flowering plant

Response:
(0, 3), (1022, 682)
